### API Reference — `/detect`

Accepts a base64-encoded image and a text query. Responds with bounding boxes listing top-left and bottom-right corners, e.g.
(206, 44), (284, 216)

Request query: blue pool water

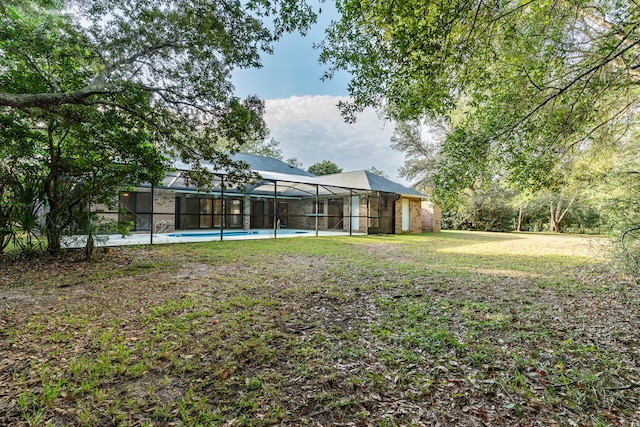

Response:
(166, 230), (310, 238)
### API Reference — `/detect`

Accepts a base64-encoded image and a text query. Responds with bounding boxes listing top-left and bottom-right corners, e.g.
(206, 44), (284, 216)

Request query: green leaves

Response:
(322, 0), (640, 198)
(308, 160), (343, 176)
(0, 0), (321, 252)
(0, 0), (317, 180)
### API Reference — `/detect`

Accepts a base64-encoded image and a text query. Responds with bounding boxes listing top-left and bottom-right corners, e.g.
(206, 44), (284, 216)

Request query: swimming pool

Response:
(166, 229), (311, 238)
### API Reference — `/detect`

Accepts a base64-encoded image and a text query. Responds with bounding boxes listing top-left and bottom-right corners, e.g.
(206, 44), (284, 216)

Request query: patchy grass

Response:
(1, 231), (639, 426)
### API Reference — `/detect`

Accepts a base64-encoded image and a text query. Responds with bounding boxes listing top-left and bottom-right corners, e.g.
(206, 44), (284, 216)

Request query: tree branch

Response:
(501, 27), (640, 138)
(0, 35), (184, 109)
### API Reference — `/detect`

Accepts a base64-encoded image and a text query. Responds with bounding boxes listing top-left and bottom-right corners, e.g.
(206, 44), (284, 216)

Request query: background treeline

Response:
(441, 187), (604, 235)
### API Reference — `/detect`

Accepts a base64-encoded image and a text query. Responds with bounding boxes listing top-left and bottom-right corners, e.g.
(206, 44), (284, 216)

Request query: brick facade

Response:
(421, 201), (442, 232)
(152, 189), (176, 232)
(394, 197), (422, 234)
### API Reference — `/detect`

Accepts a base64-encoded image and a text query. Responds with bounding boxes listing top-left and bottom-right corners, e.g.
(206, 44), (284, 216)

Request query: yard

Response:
(1, 231), (639, 426)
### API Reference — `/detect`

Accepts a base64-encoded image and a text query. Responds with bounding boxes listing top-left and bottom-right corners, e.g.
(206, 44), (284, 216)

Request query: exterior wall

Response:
(357, 195), (367, 233)
(152, 188), (176, 232)
(366, 194), (380, 233)
(287, 197), (334, 231)
(96, 186), (422, 236)
(421, 201), (442, 232)
(91, 196), (119, 225)
(287, 199), (309, 229)
(243, 195), (251, 230)
(341, 194), (365, 233)
(94, 189), (176, 233)
(395, 197), (422, 234)
(335, 194), (368, 233)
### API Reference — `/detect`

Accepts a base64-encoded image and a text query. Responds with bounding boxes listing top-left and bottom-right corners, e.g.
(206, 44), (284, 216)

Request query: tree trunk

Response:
(44, 120), (62, 253)
(549, 203), (561, 232)
(85, 234), (95, 260)
(517, 204), (524, 232)
(45, 198), (63, 253)
(549, 193), (578, 233)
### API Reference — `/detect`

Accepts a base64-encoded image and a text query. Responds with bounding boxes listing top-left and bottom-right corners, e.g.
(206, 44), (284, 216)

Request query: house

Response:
(102, 153), (426, 235)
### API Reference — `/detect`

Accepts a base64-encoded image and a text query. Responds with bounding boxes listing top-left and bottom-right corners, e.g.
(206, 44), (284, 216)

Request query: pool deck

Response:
(62, 229), (361, 248)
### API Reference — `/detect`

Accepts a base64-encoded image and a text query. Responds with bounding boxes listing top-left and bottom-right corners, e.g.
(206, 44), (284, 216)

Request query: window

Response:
(119, 192), (151, 231)
(185, 196), (222, 229)
(228, 198), (243, 227)
(313, 200), (325, 215)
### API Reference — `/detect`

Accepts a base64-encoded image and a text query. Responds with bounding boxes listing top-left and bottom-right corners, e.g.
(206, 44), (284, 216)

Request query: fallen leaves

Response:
(1, 235), (639, 426)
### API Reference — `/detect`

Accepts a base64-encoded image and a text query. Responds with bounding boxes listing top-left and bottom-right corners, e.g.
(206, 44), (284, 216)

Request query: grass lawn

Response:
(1, 231), (639, 426)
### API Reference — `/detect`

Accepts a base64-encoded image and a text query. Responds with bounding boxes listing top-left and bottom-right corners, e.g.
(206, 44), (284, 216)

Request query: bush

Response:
(442, 188), (517, 232)
(519, 194), (604, 234)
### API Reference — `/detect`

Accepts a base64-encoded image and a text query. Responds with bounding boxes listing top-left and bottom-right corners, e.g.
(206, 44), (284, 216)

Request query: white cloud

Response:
(264, 95), (408, 183)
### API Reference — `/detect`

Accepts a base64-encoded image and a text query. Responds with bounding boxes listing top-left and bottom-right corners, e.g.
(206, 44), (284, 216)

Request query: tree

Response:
(597, 134), (640, 278)
(1, 0), (317, 182)
(308, 160), (342, 176)
(286, 157), (304, 169)
(321, 0), (640, 200)
(366, 166), (389, 179)
(43, 111), (167, 252)
(238, 137), (284, 160)
(390, 120), (446, 193)
(442, 184), (518, 232)
(1, 0), (317, 252)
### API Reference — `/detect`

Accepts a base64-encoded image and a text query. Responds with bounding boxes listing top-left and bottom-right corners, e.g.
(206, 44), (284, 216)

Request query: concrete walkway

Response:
(62, 229), (360, 248)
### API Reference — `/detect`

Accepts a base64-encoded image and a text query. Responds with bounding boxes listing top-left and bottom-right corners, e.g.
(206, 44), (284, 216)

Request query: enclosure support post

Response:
(315, 185), (319, 237)
(349, 190), (353, 236)
(220, 175), (224, 242)
(273, 181), (278, 239)
(150, 184), (154, 245)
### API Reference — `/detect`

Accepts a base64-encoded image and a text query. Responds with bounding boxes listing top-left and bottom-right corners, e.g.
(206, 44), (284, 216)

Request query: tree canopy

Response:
(238, 136), (285, 160)
(1, 0), (317, 178)
(321, 0), (640, 201)
(308, 160), (343, 176)
(0, 0), (317, 252)
(391, 120), (446, 193)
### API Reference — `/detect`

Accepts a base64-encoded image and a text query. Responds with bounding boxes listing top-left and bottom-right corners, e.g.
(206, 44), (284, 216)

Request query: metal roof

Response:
(318, 170), (425, 198)
(231, 153), (314, 177)
(163, 155), (425, 198)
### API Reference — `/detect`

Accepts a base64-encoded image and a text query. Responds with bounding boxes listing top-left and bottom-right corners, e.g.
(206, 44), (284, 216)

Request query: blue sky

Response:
(233, 4), (349, 99)
(231, 5), (409, 184)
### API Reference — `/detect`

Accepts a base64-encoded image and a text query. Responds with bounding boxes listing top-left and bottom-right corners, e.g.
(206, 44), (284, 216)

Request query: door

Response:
(251, 200), (265, 228)
(228, 198), (243, 227)
(200, 199), (213, 228)
(401, 198), (410, 232)
(185, 198), (200, 228)
(175, 196), (181, 229)
(327, 198), (343, 229)
(350, 195), (359, 231)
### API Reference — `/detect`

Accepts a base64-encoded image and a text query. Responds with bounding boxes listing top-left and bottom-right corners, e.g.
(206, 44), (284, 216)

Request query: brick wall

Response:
(151, 189), (176, 232)
(421, 201), (442, 232)
(287, 197), (333, 230)
(395, 197), (422, 234)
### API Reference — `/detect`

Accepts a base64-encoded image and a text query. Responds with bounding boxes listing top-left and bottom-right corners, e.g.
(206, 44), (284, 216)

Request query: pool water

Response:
(166, 230), (310, 238)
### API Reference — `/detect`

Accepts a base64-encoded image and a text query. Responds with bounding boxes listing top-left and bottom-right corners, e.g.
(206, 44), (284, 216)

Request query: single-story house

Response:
(98, 153), (427, 235)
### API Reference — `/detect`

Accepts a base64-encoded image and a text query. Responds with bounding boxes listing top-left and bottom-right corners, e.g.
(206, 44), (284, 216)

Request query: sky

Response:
(231, 4), (409, 184)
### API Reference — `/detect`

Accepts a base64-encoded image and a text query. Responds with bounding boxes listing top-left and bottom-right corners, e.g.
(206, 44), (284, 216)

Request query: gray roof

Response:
(231, 153), (315, 177)
(318, 170), (425, 198)
(166, 154), (424, 198)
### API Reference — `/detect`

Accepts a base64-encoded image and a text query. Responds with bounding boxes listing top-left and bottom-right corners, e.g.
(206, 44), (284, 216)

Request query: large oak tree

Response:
(0, 0), (316, 251)
(321, 0), (640, 202)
